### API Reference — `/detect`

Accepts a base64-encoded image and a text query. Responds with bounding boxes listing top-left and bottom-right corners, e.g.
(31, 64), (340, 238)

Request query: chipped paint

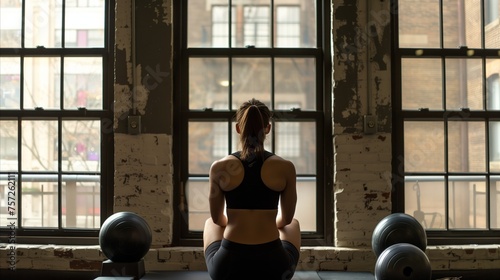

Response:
(333, 0), (392, 134)
(114, 0), (172, 133)
(333, 1), (362, 132)
(161, 0), (172, 24)
(132, 64), (150, 115)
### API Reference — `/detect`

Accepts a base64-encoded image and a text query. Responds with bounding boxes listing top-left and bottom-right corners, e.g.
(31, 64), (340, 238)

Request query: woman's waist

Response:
(223, 227), (279, 244)
(224, 211), (279, 244)
(220, 238), (282, 251)
(226, 210), (277, 228)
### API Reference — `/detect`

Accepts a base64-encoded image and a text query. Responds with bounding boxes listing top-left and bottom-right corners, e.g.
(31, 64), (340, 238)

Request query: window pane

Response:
(486, 61), (500, 110)
(189, 122), (228, 174)
(398, 0), (440, 48)
(189, 57), (229, 110)
(0, 1), (22, 47)
(24, 57), (61, 109)
(21, 175), (58, 228)
(446, 58), (483, 110)
(405, 176), (446, 230)
(275, 2), (316, 48)
(22, 120), (58, 172)
(0, 120), (18, 172)
(188, 1), (233, 47)
(0, 57), (21, 109)
(490, 121), (500, 172)
(62, 120), (100, 172)
(25, 0), (62, 48)
(448, 176), (487, 229)
(443, 0), (481, 49)
(448, 121), (486, 173)
(293, 178), (316, 231)
(65, 2), (105, 47)
(232, 57), (271, 106)
(63, 57), (103, 109)
(491, 176), (500, 229)
(242, 5), (270, 48)
(275, 57), (316, 110)
(211, 5), (236, 47)
(62, 177), (100, 229)
(404, 121), (445, 172)
(187, 177), (210, 231)
(0, 175), (18, 228)
(276, 6), (300, 47)
(485, 0), (500, 48)
(275, 121), (316, 174)
(402, 58), (443, 110)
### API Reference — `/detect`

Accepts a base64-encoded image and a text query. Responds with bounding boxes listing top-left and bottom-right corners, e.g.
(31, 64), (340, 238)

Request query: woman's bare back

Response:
(214, 154), (293, 244)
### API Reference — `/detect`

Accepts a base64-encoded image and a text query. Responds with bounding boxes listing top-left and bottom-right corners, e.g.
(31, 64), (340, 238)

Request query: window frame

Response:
(0, 0), (114, 245)
(392, 0), (500, 245)
(173, 0), (333, 246)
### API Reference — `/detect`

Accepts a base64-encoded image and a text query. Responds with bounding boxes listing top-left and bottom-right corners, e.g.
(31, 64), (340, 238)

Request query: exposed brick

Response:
(69, 260), (102, 270)
(54, 248), (74, 258)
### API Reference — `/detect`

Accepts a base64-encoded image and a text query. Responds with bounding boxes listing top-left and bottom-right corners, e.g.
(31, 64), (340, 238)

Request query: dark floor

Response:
(138, 271), (374, 280)
(2, 269), (499, 280)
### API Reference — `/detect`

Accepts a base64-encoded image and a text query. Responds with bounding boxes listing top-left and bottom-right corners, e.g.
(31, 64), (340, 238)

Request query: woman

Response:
(203, 99), (301, 280)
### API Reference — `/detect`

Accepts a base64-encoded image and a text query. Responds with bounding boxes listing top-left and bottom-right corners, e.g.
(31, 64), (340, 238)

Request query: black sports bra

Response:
(224, 151), (280, 210)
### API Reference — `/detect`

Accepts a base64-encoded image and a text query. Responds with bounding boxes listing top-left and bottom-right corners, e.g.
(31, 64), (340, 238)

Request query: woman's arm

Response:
(276, 160), (297, 228)
(209, 161), (228, 227)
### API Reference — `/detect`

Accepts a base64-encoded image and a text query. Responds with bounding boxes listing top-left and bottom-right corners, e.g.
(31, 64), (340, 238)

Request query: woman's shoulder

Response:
(210, 154), (242, 173)
(265, 154), (295, 169)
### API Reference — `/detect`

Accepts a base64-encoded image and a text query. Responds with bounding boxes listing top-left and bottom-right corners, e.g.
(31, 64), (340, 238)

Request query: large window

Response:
(394, 0), (500, 244)
(174, 0), (332, 246)
(0, 0), (113, 244)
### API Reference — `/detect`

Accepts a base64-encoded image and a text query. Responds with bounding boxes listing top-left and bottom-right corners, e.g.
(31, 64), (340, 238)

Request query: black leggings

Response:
(205, 239), (299, 280)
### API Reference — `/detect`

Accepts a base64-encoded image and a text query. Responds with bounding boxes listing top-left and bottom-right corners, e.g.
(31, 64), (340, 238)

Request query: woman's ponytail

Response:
(235, 99), (271, 161)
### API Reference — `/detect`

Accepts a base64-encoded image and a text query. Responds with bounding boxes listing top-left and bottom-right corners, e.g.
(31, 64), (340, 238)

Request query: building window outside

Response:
(488, 74), (500, 163)
(395, 0), (500, 243)
(275, 103), (300, 157)
(243, 6), (270, 47)
(276, 6), (300, 47)
(0, 0), (112, 243)
(212, 6), (236, 47)
(179, 0), (330, 246)
(486, 0), (499, 25)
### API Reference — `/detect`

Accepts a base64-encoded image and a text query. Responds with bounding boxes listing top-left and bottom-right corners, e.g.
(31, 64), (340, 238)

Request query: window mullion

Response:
(229, 55), (233, 109)
(60, 56), (65, 110)
(62, 0), (66, 48)
(20, 56), (25, 110)
(439, 0), (443, 49)
(21, 0), (26, 48)
(444, 113), (450, 230)
(58, 118), (63, 229)
(481, 0), (485, 49)
(229, 0), (232, 48)
(17, 119), (23, 230)
(442, 56), (447, 111)
(271, 0), (274, 48)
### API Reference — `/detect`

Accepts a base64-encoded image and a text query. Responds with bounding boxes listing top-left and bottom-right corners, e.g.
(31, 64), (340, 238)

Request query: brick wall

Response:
(114, 134), (174, 246)
(1, 0), (499, 276)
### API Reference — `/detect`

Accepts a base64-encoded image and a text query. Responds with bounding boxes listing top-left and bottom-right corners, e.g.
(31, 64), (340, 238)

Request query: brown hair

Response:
(235, 99), (271, 161)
